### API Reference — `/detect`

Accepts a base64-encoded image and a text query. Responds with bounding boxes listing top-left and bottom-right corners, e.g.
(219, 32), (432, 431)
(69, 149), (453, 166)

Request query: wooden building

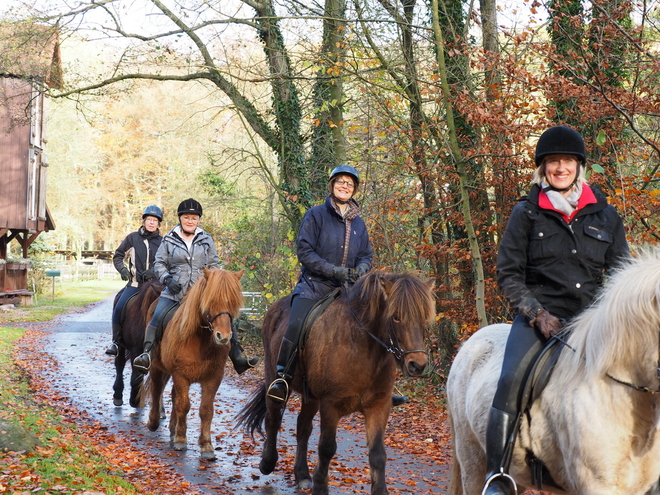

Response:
(0, 22), (62, 304)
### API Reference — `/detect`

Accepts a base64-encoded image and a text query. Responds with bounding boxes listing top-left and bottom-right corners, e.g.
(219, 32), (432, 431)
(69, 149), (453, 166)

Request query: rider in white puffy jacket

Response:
(133, 198), (258, 374)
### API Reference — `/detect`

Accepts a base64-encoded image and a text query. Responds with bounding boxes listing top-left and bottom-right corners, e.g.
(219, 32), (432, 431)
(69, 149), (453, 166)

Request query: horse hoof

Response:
(129, 399), (140, 408)
(260, 458), (276, 475)
(200, 451), (217, 461)
(297, 478), (312, 490)
(113, 398), (123, 406)
(173, 442), (187, 451)
(147, 423), (159, 432)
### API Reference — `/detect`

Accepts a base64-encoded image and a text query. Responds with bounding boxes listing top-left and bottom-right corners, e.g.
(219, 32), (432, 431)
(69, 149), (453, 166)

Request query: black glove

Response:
(331, 266), (350, 283)
(120, 267), (131, 281)
(531, 309), (563, 339)
(142, 268), (155, 281)
(354, 263), (369, 279)
(165, 276), (182, 294)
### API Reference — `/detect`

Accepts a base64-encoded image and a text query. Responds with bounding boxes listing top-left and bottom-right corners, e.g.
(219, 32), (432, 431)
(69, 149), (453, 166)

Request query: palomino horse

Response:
(447, 248), (660, 495)
(111, 280), (162, 407)
(236, 271), (435, 495)
(143, 268), (244, 461)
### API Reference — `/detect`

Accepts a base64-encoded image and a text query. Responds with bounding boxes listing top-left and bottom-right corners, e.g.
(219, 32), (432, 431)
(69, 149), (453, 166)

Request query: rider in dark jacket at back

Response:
(105, 205), (163, 356)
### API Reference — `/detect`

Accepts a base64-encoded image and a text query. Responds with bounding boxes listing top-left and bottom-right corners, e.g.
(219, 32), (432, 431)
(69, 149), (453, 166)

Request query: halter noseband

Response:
(204, 311), (233, 331)
(349, 307), (426, 361)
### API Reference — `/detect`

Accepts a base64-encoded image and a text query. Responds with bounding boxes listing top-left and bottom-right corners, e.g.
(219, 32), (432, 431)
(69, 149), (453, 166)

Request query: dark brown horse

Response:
(236, 271), (435, 495)
(111, 280), (162, 407)
(143, 268), (244, 461)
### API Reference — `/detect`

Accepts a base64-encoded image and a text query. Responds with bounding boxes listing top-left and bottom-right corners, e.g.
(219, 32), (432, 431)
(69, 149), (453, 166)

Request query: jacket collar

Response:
(528, 183), (605, 222)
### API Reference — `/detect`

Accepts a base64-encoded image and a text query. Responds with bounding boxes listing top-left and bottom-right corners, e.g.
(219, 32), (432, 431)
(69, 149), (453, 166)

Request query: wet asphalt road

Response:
(28, 296), (448, 494)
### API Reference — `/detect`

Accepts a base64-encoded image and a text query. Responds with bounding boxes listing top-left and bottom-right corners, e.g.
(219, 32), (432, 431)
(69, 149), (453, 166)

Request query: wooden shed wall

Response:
(0, 77), (47, 231)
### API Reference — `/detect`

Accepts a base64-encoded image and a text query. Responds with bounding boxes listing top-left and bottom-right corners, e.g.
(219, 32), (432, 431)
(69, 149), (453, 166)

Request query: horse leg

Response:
(364, 403), (391, 495)
(128, 365), (144, 408)
(147, 368), (168, 431)
(197, 378), (223, 461)
(170, 375), (191, 451)
(294, 397), (319, 490)
(312, 405), (341, 495)
(259, 401), (285, 475)
(112, 352), (127, 406)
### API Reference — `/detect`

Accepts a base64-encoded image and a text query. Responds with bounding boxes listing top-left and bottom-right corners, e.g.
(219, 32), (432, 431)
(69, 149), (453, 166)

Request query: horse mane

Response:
(168, 269), (244, 343)
(557, 247), (660, 384)
(348, 271), (435, 333)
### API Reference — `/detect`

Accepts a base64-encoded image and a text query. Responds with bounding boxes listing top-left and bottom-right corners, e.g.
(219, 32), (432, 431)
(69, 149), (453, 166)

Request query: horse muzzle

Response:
(403, 352), (428, 377)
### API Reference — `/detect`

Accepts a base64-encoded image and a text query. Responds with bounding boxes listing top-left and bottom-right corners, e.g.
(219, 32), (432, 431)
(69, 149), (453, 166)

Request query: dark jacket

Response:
(154, 226), (220, 302)
(293, 196), (373, 300)
(497, 183), (629, 321)
(112, 226), (162, 287)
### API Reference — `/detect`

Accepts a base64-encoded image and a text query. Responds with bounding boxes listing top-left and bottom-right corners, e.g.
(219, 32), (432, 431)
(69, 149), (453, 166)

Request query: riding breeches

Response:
(112, 285), (140, 325)
(146, 297), (179, 344)
(284, 295), (318, 345)
(491, 314), (547, 415)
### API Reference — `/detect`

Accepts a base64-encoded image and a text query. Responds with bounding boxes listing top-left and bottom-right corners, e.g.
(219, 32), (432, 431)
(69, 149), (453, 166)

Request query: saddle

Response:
(515, 332), (571, 492)
(298, 288), (342, 351)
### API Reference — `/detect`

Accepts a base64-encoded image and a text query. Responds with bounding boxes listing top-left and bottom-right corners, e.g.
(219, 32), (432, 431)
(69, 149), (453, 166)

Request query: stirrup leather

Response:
(482, 471), (517, 495)
(266, 377), (290, 402)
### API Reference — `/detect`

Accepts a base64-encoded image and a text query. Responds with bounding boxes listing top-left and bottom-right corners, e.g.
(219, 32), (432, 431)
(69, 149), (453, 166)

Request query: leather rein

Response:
(349, 307), (425, 361)
(606, 338), (660, 394)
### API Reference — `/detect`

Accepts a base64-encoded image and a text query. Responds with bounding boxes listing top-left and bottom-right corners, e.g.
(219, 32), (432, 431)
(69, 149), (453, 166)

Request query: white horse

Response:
(447, 248), (660, 495)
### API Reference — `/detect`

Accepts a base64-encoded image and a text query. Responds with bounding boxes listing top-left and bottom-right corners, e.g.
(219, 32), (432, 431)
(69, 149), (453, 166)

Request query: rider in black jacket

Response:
(105, 205), (163, 356)
(483, 126), (629, 495)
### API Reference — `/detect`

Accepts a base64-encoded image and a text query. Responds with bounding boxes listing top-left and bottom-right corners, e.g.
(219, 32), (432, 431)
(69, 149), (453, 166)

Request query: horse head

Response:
(359, 272), (435, 377)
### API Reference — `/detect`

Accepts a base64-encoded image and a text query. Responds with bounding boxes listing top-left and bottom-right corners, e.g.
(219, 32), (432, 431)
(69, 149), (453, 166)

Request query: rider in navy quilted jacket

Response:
(266, 165), (373, 404)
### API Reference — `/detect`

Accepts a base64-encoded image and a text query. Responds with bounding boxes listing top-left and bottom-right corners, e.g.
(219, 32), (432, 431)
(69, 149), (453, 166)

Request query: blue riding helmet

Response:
(329, 165), (359, 186)
(142, 205), (163, 222)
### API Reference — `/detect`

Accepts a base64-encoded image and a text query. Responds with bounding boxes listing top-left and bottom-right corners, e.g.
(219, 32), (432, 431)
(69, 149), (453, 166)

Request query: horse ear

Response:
(203, 267), (210, 278)
(379, 277), (394, 298)
(234, 269), (245, 279)
(425, 278), (435, 291)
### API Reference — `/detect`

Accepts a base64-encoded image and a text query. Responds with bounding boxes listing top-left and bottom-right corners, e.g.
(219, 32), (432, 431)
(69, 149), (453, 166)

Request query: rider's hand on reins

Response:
(531, 309), (563, 339)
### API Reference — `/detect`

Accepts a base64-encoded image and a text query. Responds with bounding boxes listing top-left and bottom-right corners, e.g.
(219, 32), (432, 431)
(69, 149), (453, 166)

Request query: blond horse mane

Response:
(556, 247), (660, 385)
(167, 268), (244, 344)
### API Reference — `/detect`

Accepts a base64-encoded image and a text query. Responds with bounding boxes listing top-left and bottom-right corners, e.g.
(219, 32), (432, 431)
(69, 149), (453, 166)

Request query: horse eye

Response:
(392, 316), (401, 323)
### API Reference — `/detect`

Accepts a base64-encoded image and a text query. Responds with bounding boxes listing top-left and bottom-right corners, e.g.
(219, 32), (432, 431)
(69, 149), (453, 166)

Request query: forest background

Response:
(2, 0), (660, 378)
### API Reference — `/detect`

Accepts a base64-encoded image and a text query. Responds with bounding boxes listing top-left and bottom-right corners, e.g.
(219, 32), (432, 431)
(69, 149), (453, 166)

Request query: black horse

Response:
(111, 280), (162, 407)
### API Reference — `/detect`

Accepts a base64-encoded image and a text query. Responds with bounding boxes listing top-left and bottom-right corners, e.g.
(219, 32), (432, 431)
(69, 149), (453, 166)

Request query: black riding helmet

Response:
(177, 198), (203, 217)
(535, 125), (586, 166)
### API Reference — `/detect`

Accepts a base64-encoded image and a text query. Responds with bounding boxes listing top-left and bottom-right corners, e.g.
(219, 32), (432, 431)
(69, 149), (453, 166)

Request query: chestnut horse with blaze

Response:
(142, 268), (244, 460)
(237, 270), (435, 495)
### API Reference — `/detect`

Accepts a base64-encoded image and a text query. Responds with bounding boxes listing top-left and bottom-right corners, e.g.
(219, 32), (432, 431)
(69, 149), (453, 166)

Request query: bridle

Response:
(349, 307), (426, 361)
(606, 339), (660, 394)
(204, 311), (233, 332)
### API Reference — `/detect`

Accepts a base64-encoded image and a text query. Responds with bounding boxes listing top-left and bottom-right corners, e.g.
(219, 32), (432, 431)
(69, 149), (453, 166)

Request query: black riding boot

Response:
(266, 337), (298, 403)
(105, 322), (122, 356)
(229, 324), (259, 375)
(133, 324), (157, 374)
(392, 395), (409, 407)
(483, 407), (518, 495)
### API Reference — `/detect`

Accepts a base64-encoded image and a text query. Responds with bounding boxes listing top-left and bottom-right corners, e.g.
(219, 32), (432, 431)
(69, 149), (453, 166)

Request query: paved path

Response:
(31, 296), (448, 494)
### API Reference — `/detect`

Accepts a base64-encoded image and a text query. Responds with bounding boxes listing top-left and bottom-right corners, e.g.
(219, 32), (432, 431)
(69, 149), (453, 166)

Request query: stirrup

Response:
(133, 352), (151, 374)
(105, 342), (119, 356)
(266, 378), (289, 403)
(482, 471), (517, 495)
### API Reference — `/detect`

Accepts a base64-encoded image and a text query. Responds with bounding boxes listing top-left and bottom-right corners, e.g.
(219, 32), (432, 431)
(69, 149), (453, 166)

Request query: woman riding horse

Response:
(105, 204), (163, 356)
(133, 198), (258, 375)
(484, 125), (629, 495)
(266, 165), (407, 407)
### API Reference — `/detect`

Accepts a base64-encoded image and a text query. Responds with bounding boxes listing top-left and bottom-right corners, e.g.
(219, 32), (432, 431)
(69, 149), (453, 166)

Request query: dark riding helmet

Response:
(535, 125), (586, 166)
(177, 198), (203, 217)
(329, 165), (360, 186)
(142, 205), (163, 222)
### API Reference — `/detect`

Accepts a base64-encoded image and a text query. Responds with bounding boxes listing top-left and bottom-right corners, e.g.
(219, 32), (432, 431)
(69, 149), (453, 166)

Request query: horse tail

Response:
(447, 408), (464, 495)
(234, 382), (267, 439)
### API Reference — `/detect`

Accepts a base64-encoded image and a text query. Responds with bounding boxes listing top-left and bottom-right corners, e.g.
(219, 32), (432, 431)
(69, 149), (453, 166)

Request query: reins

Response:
(349, 306), (425, 361)
(606, 333), (660, 395)
(204, 311), (233, 331)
